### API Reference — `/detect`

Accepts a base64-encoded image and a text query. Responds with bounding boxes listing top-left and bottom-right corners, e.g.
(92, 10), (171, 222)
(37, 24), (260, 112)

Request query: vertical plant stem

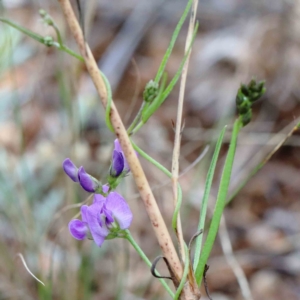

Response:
(171, 0), (199, 295)
(58, 0), (183, 281)
(171, 0), (199, 261)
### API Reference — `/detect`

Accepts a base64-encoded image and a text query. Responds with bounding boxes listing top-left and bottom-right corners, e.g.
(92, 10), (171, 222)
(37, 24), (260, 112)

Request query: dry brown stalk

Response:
(171, 0), (201, 296)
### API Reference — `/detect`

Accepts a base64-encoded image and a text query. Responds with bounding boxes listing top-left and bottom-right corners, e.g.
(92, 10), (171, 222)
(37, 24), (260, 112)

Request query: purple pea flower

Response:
(113, 139), (130, 173)
(78, 166), (99, 193)
(69, 192), (133, 247)
(63, 158), (79, 182)
(62, 158), (100, 193)
(110, 150), (124, 177)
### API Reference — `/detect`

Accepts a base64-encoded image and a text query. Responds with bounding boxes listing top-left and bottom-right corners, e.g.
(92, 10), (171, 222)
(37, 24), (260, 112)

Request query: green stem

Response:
(124, 230), (174, 298)
(52, 23), (63, 46)
(154, 0), (193, 84)
(173, 244), (189, 300)
(59, 44), (84, 62)
(195, 120), (242, 285)
(193, 126), (226, 270)
(127, 102), (146, 135)
(131, 141), (183, 241)
(141, 23), (198, 126)
(0, 18), (46, 44)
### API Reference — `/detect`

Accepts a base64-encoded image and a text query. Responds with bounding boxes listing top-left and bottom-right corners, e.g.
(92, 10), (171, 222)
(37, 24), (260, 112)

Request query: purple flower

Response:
(109, 139), (139, 179)
(62, 158), (100, 193)
(110, 150), (124, 177)
(78, 166), (99, 193)
(63, 158), (79, 182)
(69, 192), (133, 247)
(114, 139), (130, 173)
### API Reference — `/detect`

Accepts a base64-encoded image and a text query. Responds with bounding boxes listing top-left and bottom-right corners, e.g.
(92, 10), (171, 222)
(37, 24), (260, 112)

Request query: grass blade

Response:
(195, 119), (242, 284)
(193, 126), (226, 270)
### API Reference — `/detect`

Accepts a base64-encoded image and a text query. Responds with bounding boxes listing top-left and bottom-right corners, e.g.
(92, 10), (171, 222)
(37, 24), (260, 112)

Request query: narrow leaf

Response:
(195, 120), (242, 284)
(154, 0), (193, 84)
(193, 126), (226, 270)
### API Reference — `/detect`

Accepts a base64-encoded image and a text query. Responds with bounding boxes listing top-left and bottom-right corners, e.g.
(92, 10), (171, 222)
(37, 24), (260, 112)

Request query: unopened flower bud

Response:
(143, 80), (159, 103)
(78, 166), (100, 193)
(110, 150), (124, 178)
(63, 158), (79, 182)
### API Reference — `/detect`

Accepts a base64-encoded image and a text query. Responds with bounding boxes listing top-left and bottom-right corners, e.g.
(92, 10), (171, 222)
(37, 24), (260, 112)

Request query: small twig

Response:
(16, 253), (45, 286)
(203, 265), (213, 300)
(171, 0), (199, 295)
(171, 0), (199, 262)
(58, 0), (183, 281)
(219, 215), (253, 300)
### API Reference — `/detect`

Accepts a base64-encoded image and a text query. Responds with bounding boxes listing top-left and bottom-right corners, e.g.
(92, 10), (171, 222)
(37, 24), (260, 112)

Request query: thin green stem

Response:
(154, 0), (193, 84)
(102, 71), (114, 132)
(52, 23), (63, 46)
(127, 102), (146, 135)
(124, 230), (174, 298)
(193, 126), (226, 270)
(141, 23), (198, 126)
(173, 244), (189, 300)
(0, 18), (46, 44)
(129, 72), (167, 135)
(131, 141), (183, 241)
(131, 140), (171, 176)
(195, 120), (242, 285)
(57, 43), (84, 62)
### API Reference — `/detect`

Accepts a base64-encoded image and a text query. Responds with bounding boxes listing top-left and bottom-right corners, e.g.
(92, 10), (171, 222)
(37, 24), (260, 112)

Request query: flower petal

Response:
(81, 205), (88, 223)
(111, 150), (124, 177)
(93, 193), (106, 204)
(78, 166), (99, 193)
(105, 192), (133, 229)
(86, 202), (109, 247)
(102, 184), (110, 194)
(114, 139), (122, 153)
(114, 139), (130, 172)
(69, 219), (88, 240)
(62, 158), (79, 182)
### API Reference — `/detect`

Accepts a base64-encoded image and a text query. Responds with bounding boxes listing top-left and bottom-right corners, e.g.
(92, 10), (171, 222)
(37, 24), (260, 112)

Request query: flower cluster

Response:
(236, 79), (266, 126)
(63, 158), (100, 193)
(63, 139), (133, 247)
(69, 192), (132, 247)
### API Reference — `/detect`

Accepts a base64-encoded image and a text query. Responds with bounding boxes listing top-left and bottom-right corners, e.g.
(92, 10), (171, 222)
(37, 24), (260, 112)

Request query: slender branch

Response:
(171, 0), (199, 291)
(172, 0), (198, 260)
(57, 0), (183, 281)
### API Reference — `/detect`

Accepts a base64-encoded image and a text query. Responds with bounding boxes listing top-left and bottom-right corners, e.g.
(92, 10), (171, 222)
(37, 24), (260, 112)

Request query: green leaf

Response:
(195, 119), (242, 284)
(193, 126), (226, 270)
(142, 23), (199, 124)
(154, 0), (193, 84)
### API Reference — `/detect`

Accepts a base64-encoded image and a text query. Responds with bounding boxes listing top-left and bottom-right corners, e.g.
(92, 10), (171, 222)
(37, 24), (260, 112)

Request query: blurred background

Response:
(0, 0), (300, 299)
